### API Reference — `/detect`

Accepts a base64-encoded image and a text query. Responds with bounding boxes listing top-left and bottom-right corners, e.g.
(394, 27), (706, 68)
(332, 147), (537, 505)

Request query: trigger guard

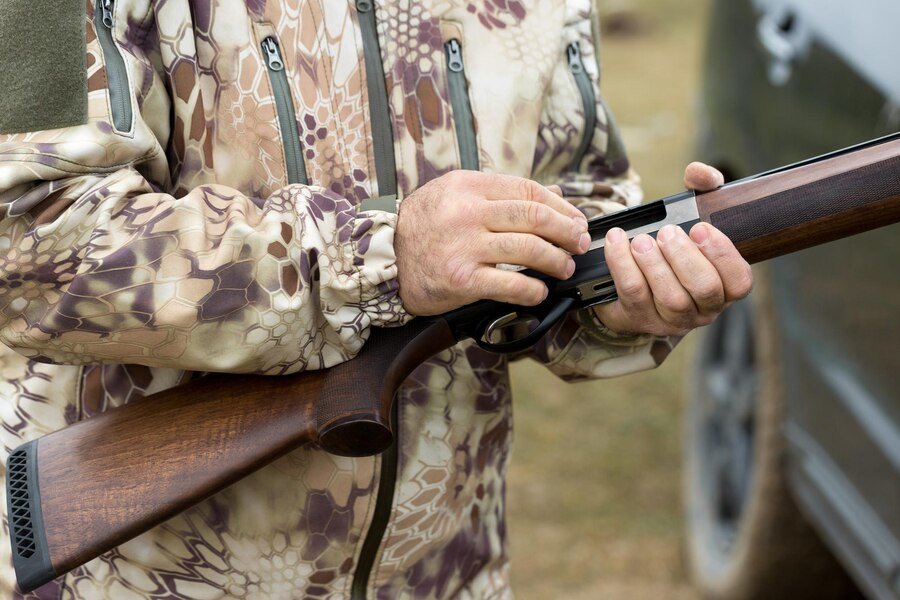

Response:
(475, 297), (576, 354)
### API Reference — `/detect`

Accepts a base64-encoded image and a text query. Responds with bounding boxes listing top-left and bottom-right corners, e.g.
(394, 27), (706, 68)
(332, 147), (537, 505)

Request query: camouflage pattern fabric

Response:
(0, 0), (668, 597)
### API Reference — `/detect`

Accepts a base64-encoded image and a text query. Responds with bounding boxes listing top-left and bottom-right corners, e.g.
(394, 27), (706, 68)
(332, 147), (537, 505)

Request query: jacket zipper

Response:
(356, 0), (397, 199)
(350, 400), (399, 600)
(94, 0), (132, 132)
(350, 3), (399, 597)
(444, 39), (480, 171)
(567, 41), (597, 172)
(261, 37), (308, 185)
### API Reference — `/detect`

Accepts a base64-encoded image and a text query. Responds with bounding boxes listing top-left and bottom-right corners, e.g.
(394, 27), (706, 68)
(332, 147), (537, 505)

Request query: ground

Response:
(507, 1), (710, 597)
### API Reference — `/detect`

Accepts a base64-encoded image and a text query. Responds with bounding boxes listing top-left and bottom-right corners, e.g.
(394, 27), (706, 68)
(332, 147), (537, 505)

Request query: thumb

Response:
(684, 162), (725, 191)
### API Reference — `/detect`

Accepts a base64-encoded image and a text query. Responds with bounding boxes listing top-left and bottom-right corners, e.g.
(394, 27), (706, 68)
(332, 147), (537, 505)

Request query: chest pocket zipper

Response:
(567, 41), (597, 172)
(261, 36), (308, 185)
(94, 0), (133, 133)
(356, 0), (398, 199)
(445, 39), (480, 171)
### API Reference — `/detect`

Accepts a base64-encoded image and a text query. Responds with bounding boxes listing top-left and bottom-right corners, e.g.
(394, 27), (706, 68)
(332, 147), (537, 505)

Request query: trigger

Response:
(483, 312), (539, 345)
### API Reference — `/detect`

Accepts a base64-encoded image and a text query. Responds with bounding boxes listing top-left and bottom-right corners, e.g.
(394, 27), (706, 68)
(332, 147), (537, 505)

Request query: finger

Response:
(471, 266), (548, 306)
(592, 300), (636, 336)
(483, 200), (590, 255)
(689, 223), (754, 302)
(630, 232), (698, 329)
(683, 162), (724, 191)
(482, 232), (575, 280)
(655, 224), (725, 316)
(599, 227), (665, 332)
(546, 184), (563, 197)
(474, 172), (586, 221)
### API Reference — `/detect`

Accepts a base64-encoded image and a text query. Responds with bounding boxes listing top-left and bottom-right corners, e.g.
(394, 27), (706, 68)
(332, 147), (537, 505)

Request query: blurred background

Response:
(508, 0), (900, 598)
(508, 0), (709, 597)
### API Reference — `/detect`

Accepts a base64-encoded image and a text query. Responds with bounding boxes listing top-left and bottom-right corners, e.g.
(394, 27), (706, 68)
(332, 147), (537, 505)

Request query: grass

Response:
(507, 1), (710, 597)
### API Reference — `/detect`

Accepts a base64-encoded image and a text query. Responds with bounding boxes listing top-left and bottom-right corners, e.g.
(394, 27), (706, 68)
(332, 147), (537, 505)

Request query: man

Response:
(0, 0), (750, 597)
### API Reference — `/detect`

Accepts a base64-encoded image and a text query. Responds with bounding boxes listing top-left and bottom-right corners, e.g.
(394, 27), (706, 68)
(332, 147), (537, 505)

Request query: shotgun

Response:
(7, 132), (900, 592)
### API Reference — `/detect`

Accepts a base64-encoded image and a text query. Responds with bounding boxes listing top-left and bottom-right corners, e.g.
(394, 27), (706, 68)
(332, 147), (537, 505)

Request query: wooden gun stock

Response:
(6, 318), (456, 592)
(7, 132), (900, 592)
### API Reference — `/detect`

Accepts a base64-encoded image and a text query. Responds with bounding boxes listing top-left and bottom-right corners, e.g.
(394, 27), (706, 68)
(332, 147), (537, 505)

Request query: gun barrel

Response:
(697, 134), (900, 263)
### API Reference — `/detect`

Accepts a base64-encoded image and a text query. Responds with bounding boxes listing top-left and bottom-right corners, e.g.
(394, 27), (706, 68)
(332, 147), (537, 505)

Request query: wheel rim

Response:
(693, 299), (759, 555)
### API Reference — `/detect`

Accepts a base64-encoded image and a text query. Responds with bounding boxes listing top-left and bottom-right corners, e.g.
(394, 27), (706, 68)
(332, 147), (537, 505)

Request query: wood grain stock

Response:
(697, 137), (900, 263)
(37, 370), (323, 577)
(317, 318), (457, 456)
(26, 316), (458, 584)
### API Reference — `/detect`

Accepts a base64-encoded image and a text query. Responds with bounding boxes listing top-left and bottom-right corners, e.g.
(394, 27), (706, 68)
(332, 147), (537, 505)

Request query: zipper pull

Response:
(356, 0), (373, 12)
(101, 0), (114, 28)
(567, 41), (584, 74)
(446, 39), (464, 73)
(261, 37), (284, 71)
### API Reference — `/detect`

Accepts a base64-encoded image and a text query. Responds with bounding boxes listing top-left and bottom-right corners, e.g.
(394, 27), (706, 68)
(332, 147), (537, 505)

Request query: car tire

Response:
(683, 266), (861, 600)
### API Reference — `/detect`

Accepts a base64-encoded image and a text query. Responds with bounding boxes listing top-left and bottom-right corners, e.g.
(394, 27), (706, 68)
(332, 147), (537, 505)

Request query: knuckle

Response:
(520, 281), (545, 305)
(442, 169), (465, 188)
(525, 202), (545, 229)
(520, 178), (541, 202)
(558, 252), (571, 274)
(503, 277), (529, 301)
(519, 235), (539, 258)
(450, 201), (478, 228)
(446, 169), (478, 191)
(662, 292), (694, 316)
(617, 276), (646, 300)
(481, 172), (504, 190)
(458, 168), (479, 183)
(446, 256), (473, 291)
(692, 276), (723, 305)
(503, 277), (523, 297)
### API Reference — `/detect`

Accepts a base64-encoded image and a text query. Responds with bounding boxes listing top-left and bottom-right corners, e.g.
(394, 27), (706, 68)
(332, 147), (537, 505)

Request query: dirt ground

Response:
(507, 1), (710, 597)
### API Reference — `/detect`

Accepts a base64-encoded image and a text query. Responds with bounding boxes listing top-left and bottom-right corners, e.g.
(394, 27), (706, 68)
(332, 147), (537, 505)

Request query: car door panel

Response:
(702, 0), (900, 594)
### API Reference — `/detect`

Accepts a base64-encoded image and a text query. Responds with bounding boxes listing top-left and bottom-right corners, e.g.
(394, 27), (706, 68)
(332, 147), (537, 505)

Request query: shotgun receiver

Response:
(8, 132), (900, 591)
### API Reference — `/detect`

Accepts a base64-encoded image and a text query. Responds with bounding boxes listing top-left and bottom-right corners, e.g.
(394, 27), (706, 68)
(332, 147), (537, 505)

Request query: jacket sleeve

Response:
(0, 13), (408, 376)
(521, 6), (678, 381)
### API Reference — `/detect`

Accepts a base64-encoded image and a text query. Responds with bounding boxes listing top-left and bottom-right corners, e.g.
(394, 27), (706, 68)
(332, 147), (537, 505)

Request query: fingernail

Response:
(565, 258), (576, 278)
(607, 227), (626, 244)
(690, 223), (710, 245)
(632, 234), (653, 254)
(571, 217), (587, 239)
(579, 232), (591, 253)
(574, 215), (588, 230)
(657, 225), (677, 243)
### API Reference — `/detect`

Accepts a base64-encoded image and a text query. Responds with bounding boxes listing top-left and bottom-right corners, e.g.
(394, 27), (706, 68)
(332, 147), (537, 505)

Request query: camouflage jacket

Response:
(0, 0), (672, 597)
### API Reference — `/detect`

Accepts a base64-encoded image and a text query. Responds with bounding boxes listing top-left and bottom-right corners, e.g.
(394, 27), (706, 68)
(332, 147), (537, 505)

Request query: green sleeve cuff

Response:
(359, 194), (398, 214)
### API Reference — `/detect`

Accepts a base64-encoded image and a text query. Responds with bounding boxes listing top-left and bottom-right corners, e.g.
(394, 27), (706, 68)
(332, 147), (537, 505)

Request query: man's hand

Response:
(395, 171), (589, 316)
(593, 163), (753, 336)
